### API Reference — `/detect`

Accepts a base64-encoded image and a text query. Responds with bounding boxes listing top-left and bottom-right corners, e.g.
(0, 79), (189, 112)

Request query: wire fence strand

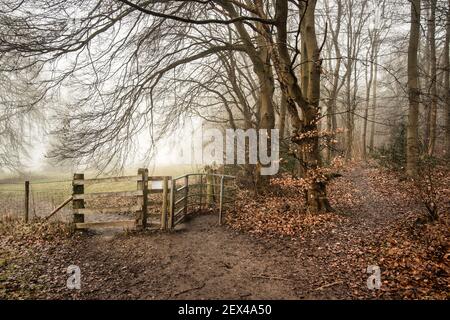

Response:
(0, 180), (72, 221)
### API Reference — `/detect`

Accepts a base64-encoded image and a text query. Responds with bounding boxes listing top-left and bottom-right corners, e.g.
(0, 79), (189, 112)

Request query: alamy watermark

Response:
(173, 128), (279, 175)
(366, 265), (382, 290)
(66, 265), (81, 290)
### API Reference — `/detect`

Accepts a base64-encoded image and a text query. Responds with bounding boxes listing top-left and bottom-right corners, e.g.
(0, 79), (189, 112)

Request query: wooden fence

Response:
(70, 169), (235, 231)
(0, 170), (236, 229)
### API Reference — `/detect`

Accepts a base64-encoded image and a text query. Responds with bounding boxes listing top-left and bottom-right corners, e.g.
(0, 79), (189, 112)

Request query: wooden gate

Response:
(72, 169), (171, 230)
(167, 173), (236, 229)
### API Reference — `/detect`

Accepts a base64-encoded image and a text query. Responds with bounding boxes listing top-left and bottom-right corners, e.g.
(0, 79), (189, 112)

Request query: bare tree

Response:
(322, 0), (343, 162)
(362, 29), (376, 160)
(427, 0), (438, 156)
(444, 0), (450, 157)
(407, 0), (421, 176)
(342, 0), (370, 160)
(0, 43), (44, 170)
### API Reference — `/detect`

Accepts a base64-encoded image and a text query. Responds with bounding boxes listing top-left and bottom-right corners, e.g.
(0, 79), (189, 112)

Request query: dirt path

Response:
(1, 164), (426, 299)
(62, 214), (307, 299)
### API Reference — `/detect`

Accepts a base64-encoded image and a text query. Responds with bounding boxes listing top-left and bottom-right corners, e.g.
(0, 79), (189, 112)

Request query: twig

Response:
(315, 280), (343, 291)
(252, 274), (292, 282)
(173, 283), (205, 297)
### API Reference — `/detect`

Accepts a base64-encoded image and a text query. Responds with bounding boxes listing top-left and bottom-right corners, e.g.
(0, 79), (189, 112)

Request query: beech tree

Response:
(322, 0), (343, 162)
(424, 0), (438, 156)
(445, 0), (450, 156)
(407, 0), (421, 176)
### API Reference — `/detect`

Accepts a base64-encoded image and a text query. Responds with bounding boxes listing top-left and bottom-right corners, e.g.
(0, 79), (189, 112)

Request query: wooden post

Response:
(184, 175), (189, 215)
(199, 175), (203, 211)
(207, 175), (213, 206)
(137, 168), (149, 229)
(46, 196), (73, 220)
(161, 177), (168, 230)
(24, 181), (29, 223)
(168, 179), (175, 229)
(212, 175), (217, 204)
(72, 174), (85, 224)
(218, 176), (225, 225)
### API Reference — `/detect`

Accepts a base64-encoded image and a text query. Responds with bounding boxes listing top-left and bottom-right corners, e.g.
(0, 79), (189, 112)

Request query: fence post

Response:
(207, 175), (213, 206)
(168, 179), (175, 229)
(72, 174), (85, 224)
(137, 168), (149, 229)
(198, 175), (203, 211)
(161, 177), (168, 230)
(184, 175), (189, 215)
(24, 181), (29, 223)
(218, 176), (225, 225)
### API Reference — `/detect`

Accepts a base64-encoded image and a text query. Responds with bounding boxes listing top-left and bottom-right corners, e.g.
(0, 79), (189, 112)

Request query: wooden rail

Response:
(73, 190), (143, 200)
(46, 196), (73, 220)
(76, 206), (141, 214)
(73, 175), (139, 185)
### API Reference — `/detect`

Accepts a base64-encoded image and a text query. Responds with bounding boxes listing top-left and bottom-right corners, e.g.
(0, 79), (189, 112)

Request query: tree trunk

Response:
(255, 1), (276, 187)
(345, 38), (353, 160)
(279, 91), (287, 141)
(325, 0), (342, 162)
(326, 99), (333, 163)
(369, 42), (378, 152)
(363, 34), (375, 161)
(423, 4), (431, 148)
(369, 47), (378, 152)
(445, 0), (450, 157)
(427, 0), (437, 156)
(301, 0), (332, 212)
(407, 0), (421, 177)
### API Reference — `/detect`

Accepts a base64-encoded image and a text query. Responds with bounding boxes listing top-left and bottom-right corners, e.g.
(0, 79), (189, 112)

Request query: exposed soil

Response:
(1, 163), (448, 299)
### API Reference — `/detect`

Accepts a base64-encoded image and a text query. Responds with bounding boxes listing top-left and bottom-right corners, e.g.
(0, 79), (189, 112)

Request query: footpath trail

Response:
(1, 164), (423, 299)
